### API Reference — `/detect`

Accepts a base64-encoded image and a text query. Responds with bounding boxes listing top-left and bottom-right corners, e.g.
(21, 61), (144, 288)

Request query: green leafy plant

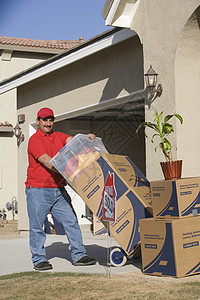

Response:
(136, 111), (183, 163)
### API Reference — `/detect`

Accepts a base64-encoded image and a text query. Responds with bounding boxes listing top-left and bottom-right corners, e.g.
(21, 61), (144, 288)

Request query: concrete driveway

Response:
(0, 231), (142, 276)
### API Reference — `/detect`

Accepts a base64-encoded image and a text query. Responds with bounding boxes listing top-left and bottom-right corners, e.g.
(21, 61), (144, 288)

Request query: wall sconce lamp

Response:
(14, 123), (24, 147)
(145, 65), (163, 97)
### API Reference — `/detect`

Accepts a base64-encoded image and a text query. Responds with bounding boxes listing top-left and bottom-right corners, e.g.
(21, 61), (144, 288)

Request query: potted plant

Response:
(136, 111), (183, 180)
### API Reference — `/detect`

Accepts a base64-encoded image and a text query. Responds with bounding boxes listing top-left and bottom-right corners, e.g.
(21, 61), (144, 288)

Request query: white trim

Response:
(105, 0), (141, 28)
(29, 123), (36, 138)
(30, 89), (145, 126)
(105, 0), (120, 26)
(0, 29), (136, 95)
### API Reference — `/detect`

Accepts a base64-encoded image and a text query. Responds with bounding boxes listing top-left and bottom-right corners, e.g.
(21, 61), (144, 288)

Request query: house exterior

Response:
(0, 0), (199, 232)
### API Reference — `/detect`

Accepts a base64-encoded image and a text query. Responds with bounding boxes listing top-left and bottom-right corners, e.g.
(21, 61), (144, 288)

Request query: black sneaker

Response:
(74, 256), (96, 266)
(34, 261), (53, 271)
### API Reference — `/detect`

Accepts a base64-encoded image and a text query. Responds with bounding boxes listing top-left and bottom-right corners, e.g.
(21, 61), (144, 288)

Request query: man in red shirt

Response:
(25, 107), (96, 271)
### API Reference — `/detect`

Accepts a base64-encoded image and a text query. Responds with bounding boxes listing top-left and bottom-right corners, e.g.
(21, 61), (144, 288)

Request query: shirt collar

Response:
(37, 128), (54, 137)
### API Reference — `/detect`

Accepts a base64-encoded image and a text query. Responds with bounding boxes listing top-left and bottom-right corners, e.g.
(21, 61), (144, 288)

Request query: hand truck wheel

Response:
(110, 247), (127, 267)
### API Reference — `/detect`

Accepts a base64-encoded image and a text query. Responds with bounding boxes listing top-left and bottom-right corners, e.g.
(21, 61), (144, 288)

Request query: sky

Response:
(0, 0), (112, 42)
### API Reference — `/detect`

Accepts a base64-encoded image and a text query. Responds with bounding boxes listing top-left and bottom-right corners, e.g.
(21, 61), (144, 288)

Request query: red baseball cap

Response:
(37, 108), (55, 119)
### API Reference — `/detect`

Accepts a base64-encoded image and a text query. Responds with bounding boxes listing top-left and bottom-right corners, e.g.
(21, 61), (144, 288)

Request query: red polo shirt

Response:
(25, 129), (71, 188)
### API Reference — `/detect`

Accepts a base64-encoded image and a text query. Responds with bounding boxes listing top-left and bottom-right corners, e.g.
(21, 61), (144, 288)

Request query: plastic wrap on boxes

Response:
(50, 134), (108, 184)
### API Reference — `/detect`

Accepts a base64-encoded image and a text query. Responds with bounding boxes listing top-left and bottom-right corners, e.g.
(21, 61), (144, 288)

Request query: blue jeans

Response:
(26, 186), (87, 266)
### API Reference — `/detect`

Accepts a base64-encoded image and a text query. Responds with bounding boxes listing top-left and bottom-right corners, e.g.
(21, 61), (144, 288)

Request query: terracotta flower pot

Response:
(160, 160), (183, 180)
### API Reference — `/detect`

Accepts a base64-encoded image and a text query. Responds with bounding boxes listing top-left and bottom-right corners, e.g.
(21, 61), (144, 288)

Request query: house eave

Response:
(0, 28), (137, 95)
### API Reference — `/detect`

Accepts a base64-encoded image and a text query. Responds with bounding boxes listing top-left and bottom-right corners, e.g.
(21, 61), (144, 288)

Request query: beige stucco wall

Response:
(0, 89), (18, 220)
(17, 36), (143, 110)
(175, 7), (200, 178)
(128, 0), (200, 180)
(16, 34), (144, 230)
(0, 51), (53, 81)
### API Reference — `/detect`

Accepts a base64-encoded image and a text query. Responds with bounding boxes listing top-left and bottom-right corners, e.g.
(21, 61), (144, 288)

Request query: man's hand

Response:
(66, 136), (73, 144)
(87, 133), (96, 141)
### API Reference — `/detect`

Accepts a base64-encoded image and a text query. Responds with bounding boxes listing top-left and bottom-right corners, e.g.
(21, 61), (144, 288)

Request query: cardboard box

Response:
(71, 154), (152, 256)
(151, 177), (200, 219)
(140, 217), (200, 277)
(109, 188), (152, 255)
(93, 215), (108, 236)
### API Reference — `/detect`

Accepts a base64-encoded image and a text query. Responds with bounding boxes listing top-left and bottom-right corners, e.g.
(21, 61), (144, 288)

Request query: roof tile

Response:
(0, 121), (13, 127)
(0, 36), (83, 50)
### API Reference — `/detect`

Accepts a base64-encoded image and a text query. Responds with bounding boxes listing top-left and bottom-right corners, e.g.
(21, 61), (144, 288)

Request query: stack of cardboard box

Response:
(50, 134), (153, 257)
(139, 177), (200, 277)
